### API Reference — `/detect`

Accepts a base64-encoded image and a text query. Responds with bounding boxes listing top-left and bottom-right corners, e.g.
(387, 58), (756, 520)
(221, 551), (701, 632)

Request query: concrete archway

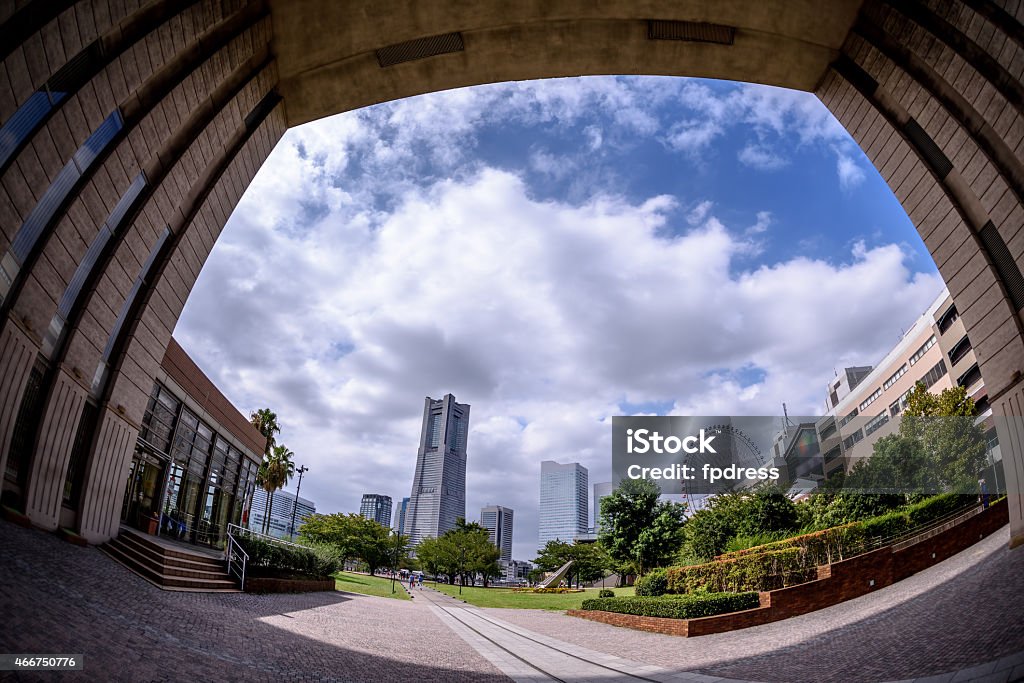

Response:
(0, 0), (1021, 545)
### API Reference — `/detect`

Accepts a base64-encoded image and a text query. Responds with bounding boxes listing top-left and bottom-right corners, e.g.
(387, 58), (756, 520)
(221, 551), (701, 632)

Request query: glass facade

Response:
(538, 461), (588, 549)
(121, 381), (259, 550)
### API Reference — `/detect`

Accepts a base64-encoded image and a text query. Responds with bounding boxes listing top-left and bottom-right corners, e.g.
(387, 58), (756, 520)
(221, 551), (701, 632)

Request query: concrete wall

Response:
(0, 0), (1022, 546)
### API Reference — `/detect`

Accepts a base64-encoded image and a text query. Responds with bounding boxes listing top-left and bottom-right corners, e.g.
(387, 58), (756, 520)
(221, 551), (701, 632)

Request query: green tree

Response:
(598, 479), (686, 575)
(250, 409), (282, 535)
(543, 541), (611, 588)
(736, 486), (799, 537)
(299, 513), (406, 575)
(900, 384), (987, 492)
(257, 444), (295, 535)
(249, 408), (281, 459)
(414, 519), (501, 589)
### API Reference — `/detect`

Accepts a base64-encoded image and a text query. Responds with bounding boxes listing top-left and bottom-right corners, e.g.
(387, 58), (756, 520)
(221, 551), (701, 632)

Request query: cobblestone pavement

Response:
(489, 526), (1024, 682)
(0, 520), (506, 683)
(3, 518), (1022, 683)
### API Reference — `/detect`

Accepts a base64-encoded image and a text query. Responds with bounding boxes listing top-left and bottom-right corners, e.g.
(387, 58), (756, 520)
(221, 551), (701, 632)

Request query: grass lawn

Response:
(428, 582), (633, 610)
(333, 571), (411, 600)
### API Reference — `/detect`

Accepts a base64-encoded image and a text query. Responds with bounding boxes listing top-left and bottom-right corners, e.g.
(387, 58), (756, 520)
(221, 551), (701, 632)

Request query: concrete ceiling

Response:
(268, 0), (866, 126)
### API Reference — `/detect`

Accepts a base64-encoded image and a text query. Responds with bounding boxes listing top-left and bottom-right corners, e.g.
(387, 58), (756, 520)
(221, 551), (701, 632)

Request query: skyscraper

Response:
(249, 488), (316, 539)
(592, 481), (613, 532)
(359, 494), (393, 527)
(538, 461), (588, 549)
(393, 497), (409, 535)
(404, 394), (470, 546)
(480, 505), (514, 562)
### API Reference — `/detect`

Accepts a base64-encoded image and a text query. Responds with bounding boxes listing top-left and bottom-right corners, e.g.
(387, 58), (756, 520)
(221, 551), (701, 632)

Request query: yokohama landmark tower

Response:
(403, 394), (470, 545)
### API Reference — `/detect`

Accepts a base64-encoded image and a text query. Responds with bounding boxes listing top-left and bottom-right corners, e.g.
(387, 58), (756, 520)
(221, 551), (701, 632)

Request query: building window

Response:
(823, 445), (842, 462)
(864, 413), (890, 437)
(140, 383), (180, 455)
(883, 364), (907, 391)
(948, 335), (973, 366)
(859, 387), (883, 413)
(921, 359), (948, 389)
(839, 408), (859, 428)
(428, 412), (442, 449)
(937, 304), (959, 334)
(819, 421), (837, 441)
(842, 429), (864, 450)
(909, 335), (937, 365)
(957, 363), (982, 390)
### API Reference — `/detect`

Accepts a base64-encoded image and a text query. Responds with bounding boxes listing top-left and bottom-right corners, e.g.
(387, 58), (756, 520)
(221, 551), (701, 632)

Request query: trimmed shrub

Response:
(716, 523), (866, 566)
(634, 568), (668, 596)
(598, 588), (615, 598)
(667, 546), (817, 594)
(235, 536), (341, 578)
(581, 592), (759, 619)
(658, 492), (976, 596)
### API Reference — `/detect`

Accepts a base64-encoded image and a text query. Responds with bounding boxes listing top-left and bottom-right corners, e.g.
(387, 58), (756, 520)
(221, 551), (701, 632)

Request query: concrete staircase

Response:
(101, 528), (240, 592)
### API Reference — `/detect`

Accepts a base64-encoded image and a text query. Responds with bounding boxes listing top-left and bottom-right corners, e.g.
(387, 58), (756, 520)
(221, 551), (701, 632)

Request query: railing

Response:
(226, 523), (309, 551)
(225, 531), (248, 591)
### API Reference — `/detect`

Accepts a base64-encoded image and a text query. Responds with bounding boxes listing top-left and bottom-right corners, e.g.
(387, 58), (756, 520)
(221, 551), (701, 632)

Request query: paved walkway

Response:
(488, 526), (1024, 683)
(0, 520), (505, 682)
(1, 518), (1022, 682)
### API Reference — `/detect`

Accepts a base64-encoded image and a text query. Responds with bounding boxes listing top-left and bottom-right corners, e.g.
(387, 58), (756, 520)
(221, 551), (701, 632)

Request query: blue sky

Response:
(175, 76), (944, 559)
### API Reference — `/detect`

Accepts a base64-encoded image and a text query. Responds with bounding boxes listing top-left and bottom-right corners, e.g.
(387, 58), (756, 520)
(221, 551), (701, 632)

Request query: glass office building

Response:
(121, 339), (264, 551)
(538, 461), (588, 549)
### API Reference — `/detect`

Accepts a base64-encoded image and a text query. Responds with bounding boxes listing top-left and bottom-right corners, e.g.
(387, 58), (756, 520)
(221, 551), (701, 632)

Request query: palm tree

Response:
(250, 409), (281, 534)
(249, 408), (280, 459)
(260, 444), (296, 535)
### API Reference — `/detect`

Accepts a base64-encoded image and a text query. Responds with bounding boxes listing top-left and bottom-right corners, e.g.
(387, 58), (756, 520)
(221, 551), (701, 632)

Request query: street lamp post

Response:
(288, 465), (309, 539)
(391, 531), (403, 594)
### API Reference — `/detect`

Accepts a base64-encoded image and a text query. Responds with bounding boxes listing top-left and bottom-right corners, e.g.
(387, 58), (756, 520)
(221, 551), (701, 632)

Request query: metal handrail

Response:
(226, 523), (310, 551)
(225, 531), (249, 591)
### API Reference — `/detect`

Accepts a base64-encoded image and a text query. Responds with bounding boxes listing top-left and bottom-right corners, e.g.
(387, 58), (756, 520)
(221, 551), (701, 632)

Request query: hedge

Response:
(715, 523), (866, 566)
(235, 536), (341, 578)
(861, 492), (972, 541)
(581, 592), (760, 619)
(634, 568), (668, 596)
(715, 493), (971, 563)
(667, 547), (819, 594)
(664, 492), (975, 595)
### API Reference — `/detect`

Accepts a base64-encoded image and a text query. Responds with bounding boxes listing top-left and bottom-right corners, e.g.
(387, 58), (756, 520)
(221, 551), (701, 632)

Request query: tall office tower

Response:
(538, 461), (588, 549)
(249, 488), (316, 540)
(404, 394), (470, 545)
(359, 494), (393, 527)
(393, 497), (410, 535)
(480, 505), (514, 562)
(592, 481), (614, 532)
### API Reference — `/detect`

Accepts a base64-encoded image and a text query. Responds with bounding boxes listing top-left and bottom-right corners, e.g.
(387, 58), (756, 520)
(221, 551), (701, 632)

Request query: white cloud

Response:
(687, 200), (713, 226)
(738, 144), (789, 170)
(837, 151), (867, 191)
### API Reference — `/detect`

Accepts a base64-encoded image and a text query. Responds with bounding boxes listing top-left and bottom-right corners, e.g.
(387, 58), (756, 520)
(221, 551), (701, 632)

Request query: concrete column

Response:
(994, 378), (1024, 549)
(24, 368), (88, 529)
(77, 406), (136, 543)
(0, 323), (37, 494)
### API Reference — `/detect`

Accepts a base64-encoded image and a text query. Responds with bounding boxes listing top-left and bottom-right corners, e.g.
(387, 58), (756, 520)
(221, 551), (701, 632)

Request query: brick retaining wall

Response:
(570, 500), (1009, 637)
